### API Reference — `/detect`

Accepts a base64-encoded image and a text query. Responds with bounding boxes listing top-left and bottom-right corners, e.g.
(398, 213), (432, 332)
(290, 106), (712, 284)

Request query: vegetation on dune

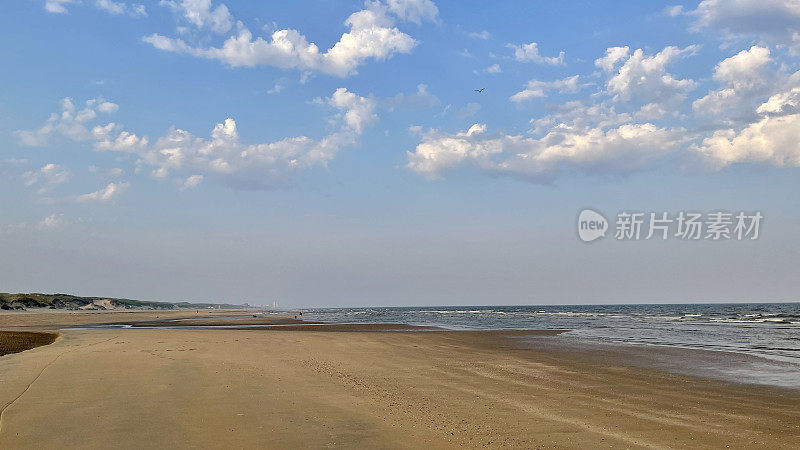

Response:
(0, 293), (243, 311)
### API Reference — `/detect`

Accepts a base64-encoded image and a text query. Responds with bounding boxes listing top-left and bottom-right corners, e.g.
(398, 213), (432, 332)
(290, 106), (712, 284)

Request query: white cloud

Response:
(469, 30), (490, 40)
(182, 174), (204, 189)
(160, 0), (232, 34)
(595, 46), (630, 73)
(267, 82), (285, 95)
(97, 101), (120, 114)
(22, 90), (379, 189)
(693, 46), (778, 119)
(15, 98), (119, 147)
(486, 63), (501, 74)
(45, 0), (146, 17)
(384, 0), (439, 25)
(597, 45), (699, 108)
(407, 122), (685, 181)
(38, 213), (67, 230)
(23, 163), (70, 193)
(324, 88), (379, 134)
(402, 40), (800, 181)
(510, 75), (583, 102)
(45, 0), (75, 13)
(693, 77), (800, 167)
(758, 87), (800, 115)
(690, 0), (800, 52)
(710, 46), (774, 91)
(664, 5), (684, 17)
(529, 101), (633, 135)
(92, 124), (149, 151)
(145, 0), (429, 77)
(693, 113), (800, 167)
(508, 42), (565, 65)
(139, 117), (357, 187)
(635, 103), (669, 120)
(77, 181), (130, 203)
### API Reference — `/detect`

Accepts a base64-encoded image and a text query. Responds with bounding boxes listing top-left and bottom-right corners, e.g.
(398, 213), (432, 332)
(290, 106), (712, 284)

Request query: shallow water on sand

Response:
(304, 303), (800, 389)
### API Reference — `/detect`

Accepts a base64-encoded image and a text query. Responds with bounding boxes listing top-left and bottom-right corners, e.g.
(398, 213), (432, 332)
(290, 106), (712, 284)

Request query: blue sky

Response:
(2, 0), (800, 306)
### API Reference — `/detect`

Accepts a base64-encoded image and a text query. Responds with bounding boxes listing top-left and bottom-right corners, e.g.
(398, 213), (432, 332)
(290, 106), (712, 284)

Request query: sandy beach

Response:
(1, 311), (799, 449)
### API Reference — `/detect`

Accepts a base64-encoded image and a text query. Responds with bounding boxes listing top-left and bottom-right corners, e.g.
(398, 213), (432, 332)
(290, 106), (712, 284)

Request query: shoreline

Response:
(2, 308), (799, 391)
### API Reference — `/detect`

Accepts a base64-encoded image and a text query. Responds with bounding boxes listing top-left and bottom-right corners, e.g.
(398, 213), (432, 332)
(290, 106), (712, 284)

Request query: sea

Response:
(303, 303), (800, 389)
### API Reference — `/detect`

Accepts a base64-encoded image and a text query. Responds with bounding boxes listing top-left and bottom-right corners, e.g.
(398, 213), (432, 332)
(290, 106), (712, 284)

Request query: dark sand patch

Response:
(0, 331), (58, 356)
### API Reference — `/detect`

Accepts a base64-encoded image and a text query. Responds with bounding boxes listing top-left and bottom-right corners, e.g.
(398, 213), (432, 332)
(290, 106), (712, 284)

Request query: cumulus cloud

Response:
(485, 63), (501, 74)
(693, 76), (800, 168)
(77, 181), (130, 203)
(595, 46), (632, 73)
(15, 98), (119, 146)
(92, 124), (149, 151)
(510, 75), (584, 102)
(529, 101), (634, 135)
(406, 40), (800, 182)
(407, 122), (685, 181)
(22, 90), (379, 189)
(137, 91), (374, 186)
(693, 113), (800, 167)
(690, 0), (800, 52)
(758, 87), (800, 115)
(144, 0), (434, 76)
(693, 46), (779, 120)
(600, 45), (698, 104)
(324, 87), (379, 133)
(508, 42), (565, 65)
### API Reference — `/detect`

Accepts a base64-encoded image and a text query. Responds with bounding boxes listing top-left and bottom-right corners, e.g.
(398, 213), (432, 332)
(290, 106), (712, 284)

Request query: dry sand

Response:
(1, 311), (799, 448)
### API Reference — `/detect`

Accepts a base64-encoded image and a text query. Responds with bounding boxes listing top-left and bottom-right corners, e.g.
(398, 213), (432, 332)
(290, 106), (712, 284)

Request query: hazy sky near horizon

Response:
(2, 0), (800, 307)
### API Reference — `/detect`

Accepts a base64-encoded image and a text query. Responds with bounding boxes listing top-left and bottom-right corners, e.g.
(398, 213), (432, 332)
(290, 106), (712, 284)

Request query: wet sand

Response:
(0, 331), (58, 356)
(1, 311), (799, 448)
(0, 309), (256, 330)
